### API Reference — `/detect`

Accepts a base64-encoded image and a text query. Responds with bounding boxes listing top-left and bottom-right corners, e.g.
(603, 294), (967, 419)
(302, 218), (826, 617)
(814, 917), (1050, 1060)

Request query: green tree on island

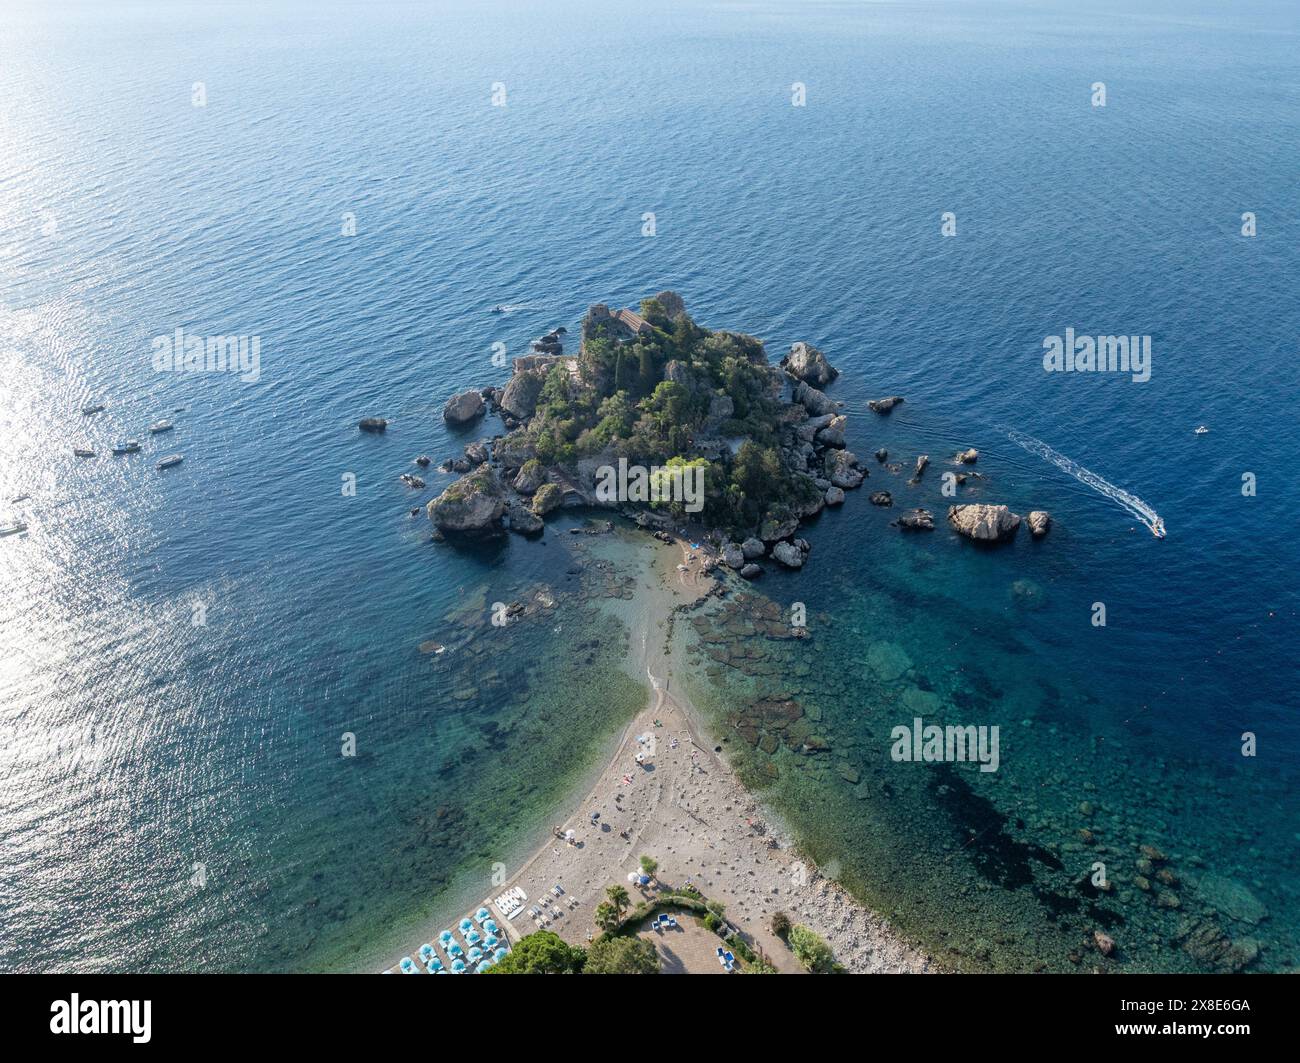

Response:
(583, 935), (660, 975)
(638, 855), (658, 880)
(484, 930), (586, 974)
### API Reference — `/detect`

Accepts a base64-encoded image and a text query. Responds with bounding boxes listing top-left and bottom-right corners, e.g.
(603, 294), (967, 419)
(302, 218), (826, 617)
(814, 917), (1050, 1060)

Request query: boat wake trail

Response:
(1001, 427), (1165, 537)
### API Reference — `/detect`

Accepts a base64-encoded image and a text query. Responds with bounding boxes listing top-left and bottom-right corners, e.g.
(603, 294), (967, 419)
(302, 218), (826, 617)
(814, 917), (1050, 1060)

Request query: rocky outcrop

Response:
(955, 448), (978, 464)
(654, 290), (686, 319)
(464, 440), (489, 467)
(506, 503), (543, 535)
(824, 486), (845, 506)
(741, 537), (766, 560)
(1027, 510), (1052, 538)
(499, 368), (547, 420)
(947, 504), (1021, 542)
(443, 390), (485, 425)
(793, 381), (838, 417)
(513, 459), (546, 495)
(723, 543), (745, 570)
(771, 541), (802, 568)
(531, 482), (562, 516)
(759, 511), (801, 543)
(868, 396), (904, 414)
(427, 466), (507, 537)
(869, 491), (893, 507)
(358, 417), (388, 432)
(781, 342), (838, 387)
(896, 508), (935, 531)
(874, 448), (888, 462)
(825, 449), (865, 489)
(740, 563), (763, 580)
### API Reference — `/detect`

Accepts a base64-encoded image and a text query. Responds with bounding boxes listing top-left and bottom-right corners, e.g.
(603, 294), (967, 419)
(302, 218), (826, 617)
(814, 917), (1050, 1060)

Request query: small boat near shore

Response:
(1151, 518), (1167, 539)
(149, 420), (174, 433)
(1194, 425), (1209, 435)
(81, 403), (106, 415)
(73, 447), (96, 457)
(112, 441), (141, 455)
(0, 522), (28, 537)
(156, 454), (184, 469)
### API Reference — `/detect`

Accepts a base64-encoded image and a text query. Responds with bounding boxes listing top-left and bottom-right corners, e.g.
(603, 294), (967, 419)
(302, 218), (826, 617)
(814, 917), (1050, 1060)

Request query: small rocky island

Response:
(424, 292), (1049, 572)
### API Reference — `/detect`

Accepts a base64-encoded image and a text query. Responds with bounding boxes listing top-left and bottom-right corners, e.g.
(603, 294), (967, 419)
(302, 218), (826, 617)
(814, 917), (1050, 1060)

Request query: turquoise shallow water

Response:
(1, 0), (1297, 971)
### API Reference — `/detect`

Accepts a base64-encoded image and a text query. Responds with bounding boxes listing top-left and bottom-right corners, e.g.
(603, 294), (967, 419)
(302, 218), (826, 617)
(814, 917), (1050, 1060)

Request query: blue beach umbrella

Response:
(458, 918), (473, 933)
(426, 959), (441, 973)
(475, 907), (490, 922)
(494, 947), (508, 961)
(439, 930), (453, 947)
(466, 929), (481, 945)
(451, 959), (466, 974)
(484, 920), (499, 935)
(483, 935), (499, 949)
(399, 957), (416, 974)
(448, 941), (463, 957)
(468, 947), (484, 963)
(419, 944), (434, 961)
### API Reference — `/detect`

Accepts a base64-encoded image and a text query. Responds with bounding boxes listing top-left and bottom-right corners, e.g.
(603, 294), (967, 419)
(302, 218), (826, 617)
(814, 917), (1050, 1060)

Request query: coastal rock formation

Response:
(723, 543), (745, 570)
(910, 455), (929, 482)
(1027, 510), (1052, 538)
(825, 449), (865, 489)
(955, 448), (979, 464)
(358, 417), (388, 432)
(415, 455), (432, 467)
(741, 537), (766, 560)
(824, 486), (845, 505)
(947, 503), (1021, 542)
(781, 341), (838, 387)
(427, 466), (507, 537)
(443, 390), (485, 425)
(868, 396), (904, 414)
(875, 448), (888, 462)
(794, 380), (839, 417)
(740, 563), (763, 580)
(513, 459), (546, 495)
(531, 482), (562, 515)
(896, 508), (935, 531)
(869, 491), (893, 507)
(771, 540), (807, 568)
(499, 368), (547, 421)
(815, 426), (845, 448)
(464, 440), (489, 467)
(506, 503), (543, 535)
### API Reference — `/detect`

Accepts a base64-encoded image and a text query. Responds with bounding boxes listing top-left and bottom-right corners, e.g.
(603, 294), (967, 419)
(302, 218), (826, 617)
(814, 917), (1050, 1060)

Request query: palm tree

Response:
(594, 901), (620, 933)
(606, 884), (630, 920)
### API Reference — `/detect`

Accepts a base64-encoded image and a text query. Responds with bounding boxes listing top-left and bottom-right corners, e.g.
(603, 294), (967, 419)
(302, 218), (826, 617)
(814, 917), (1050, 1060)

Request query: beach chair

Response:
(716, 946), (725, 957)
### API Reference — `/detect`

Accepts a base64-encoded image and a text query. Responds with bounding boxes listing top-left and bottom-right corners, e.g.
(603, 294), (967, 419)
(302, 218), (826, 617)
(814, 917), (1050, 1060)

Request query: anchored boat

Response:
(156, 454), (184, 469)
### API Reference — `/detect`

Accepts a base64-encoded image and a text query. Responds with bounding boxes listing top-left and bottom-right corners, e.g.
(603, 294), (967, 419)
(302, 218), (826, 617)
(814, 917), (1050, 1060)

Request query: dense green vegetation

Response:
(484, 930), (586, 974)
(525, 299), (816, 532)
(788, 923), (837, 973)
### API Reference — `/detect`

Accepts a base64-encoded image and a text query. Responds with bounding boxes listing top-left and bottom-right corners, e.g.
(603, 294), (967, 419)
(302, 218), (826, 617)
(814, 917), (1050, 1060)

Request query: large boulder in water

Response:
(868, 396), (904, 414)
(782, 342), (838, 387)
(771, 540), (807, 568)
(947, 504), (1021, 543)
(514, 459), (546, 495)
(531, 482), (563, 516)
(427, 466), (507, 536)
(825, 449), (865, 489)
(506, 503), (544, 536)
(1027, 510), (1052, 538)
(499, 368), (547, 420)
(794, 381), (838, 417)
(741, 537), (766, 560)
(443, 390), (485, 425)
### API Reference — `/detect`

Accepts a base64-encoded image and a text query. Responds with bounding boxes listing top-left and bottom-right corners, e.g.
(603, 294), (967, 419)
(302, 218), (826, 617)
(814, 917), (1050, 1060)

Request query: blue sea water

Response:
(1, 0), (1297, 971)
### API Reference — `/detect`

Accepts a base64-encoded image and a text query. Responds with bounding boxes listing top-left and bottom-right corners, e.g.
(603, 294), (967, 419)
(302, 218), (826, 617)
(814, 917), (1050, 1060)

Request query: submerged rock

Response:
(358, 417), (388, 432)
(506, 503), (544, 535)
(947, 504), (1021, 542)
(869, 491), (893, 507)
(895, 508), (935, 531)
(868, 396), (904, 414)
(740, 563), (763, 580)
(955, 448), (979, 464)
